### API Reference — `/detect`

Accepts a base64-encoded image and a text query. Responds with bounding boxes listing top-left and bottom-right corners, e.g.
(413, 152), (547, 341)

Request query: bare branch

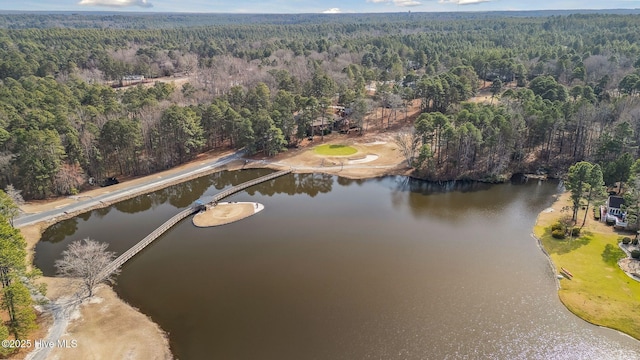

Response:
(393, 129), (421, 167)
(4, 185), (25, 206)
(55, 238), (118, 298)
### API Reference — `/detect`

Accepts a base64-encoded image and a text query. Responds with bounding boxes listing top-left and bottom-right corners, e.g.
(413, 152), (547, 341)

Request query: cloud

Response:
(438, 0), (490, 5)
(323, 8), (342, 13)
(78, 0), (153, 8)
(366, 0), (422, 6)
(394, 0), (421, 6)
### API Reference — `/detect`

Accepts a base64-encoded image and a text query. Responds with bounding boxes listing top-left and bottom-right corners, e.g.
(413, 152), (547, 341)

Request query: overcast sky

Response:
(1, 0), (640, 14)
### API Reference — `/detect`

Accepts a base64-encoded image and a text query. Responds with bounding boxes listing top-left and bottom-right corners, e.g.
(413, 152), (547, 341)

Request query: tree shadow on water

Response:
(42, 217), (79, 243)
(601, 243), (626, 266)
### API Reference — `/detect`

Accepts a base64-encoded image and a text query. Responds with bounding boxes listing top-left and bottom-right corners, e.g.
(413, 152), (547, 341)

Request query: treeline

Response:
(405, 73), (640, 184)
(0, 189), (40, 354)
(3, 11), (639, 30)
(0, 59), (361, 198)
(3, 13), (640, 198)
(2, 13), (640, 81)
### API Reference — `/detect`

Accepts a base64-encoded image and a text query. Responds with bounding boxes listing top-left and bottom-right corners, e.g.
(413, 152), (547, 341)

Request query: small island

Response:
(193, 202), (264, 227)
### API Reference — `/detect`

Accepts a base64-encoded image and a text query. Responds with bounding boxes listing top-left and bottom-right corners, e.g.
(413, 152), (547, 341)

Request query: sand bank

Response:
(193, 202), (264, 227)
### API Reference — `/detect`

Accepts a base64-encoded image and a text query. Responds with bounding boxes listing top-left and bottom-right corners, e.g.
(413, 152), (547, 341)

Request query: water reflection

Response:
(336, 176), (365, 187)
(77, 211), (92, 221)
(397, 177), (494, 194)
(273, 172), (334, 197)
(33, 170), (640, 360)
(113, 193), (154, 214)
(166, 176), (212, 208)
(93, 206), (111, 219)
(235, 171), (335, 198)
(43, 218), (79, 243)
(389, 176), (562, 223)
(36, 171), (336, 270)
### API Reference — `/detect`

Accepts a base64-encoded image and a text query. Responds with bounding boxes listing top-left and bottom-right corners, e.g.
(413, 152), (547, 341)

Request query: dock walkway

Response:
(208, 169), (291, 205)
(97, 169), (291, 280)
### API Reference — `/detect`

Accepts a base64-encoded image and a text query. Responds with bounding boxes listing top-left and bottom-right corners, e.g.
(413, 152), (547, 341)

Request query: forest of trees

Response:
(2, 12), (640, 200)
(0, 189), (40, 355)
(2, 9), (640, 350)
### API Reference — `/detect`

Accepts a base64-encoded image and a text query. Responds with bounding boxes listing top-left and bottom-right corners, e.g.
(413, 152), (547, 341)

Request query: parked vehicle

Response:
(100, 177), (119, 187)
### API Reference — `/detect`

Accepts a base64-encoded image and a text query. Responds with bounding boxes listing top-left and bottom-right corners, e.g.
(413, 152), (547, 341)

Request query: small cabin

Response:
(119, 75), (145, 87)
(123, 75), (144, 81)
(310, 114), (343, 133)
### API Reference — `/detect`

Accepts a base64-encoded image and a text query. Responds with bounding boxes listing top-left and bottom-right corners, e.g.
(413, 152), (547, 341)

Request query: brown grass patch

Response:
(48, 285), (172, 360)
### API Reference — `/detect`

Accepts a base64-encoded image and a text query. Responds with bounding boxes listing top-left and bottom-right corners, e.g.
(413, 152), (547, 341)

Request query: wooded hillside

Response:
(2, 12), (640, 198)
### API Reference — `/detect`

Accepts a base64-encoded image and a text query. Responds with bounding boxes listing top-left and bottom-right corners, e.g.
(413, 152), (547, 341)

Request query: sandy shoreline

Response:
(16, 134), (407, 360)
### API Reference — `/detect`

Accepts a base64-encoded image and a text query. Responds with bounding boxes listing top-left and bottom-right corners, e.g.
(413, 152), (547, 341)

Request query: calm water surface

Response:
(35, 170), (640, 359)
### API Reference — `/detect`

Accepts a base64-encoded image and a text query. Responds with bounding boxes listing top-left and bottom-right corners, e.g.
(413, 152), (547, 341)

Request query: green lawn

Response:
(534, 224), (640, 339)
(314, 144), (358, 156)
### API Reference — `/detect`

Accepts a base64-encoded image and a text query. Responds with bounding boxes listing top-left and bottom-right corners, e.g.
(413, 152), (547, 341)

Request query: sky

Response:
(1, 0), (640, 14)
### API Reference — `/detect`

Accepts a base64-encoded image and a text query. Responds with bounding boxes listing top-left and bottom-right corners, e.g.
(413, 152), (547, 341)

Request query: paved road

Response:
(15, 151), (244, 228)
(15, 149), (399, 228)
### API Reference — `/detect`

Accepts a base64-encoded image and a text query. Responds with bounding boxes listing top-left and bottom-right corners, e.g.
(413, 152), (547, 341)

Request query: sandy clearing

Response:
(192, 202), (263, 227)
(360, 141), (387, 145)
(348, 155), (379, 164)
(46, 285), (172, 360)
(258, 131), (407, 178)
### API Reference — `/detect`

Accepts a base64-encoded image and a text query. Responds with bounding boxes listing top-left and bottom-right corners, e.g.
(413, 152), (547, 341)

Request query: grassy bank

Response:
(534, 192), (640, 339)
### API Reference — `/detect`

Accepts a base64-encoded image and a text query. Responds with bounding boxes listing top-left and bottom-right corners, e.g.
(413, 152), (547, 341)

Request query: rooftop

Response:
(608, 196), (624, 209)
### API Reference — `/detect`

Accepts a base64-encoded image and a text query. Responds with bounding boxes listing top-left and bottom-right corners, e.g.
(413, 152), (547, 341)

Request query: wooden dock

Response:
(97, 169), (292, 280)
(208, 169), (291, 205)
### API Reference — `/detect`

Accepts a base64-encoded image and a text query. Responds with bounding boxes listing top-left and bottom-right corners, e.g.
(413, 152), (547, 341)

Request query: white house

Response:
(605, 195), (627, 229)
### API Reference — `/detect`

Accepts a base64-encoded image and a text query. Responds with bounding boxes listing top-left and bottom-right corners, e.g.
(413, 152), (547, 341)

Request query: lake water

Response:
(34, 170), (640, 359)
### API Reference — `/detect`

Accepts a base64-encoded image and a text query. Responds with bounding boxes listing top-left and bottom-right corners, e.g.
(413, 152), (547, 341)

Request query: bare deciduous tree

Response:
(394, 129), (421, 167)
(2, 185), (24, 226)
(3, 185), (23, 207)
(53, 163), (86, 196)
(55, 238), (118, 297)
(77, 68), (105, 85)
(177, 53), (199, 76)
(111, 48), (138, 64)
(0, 189), (20, 227)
